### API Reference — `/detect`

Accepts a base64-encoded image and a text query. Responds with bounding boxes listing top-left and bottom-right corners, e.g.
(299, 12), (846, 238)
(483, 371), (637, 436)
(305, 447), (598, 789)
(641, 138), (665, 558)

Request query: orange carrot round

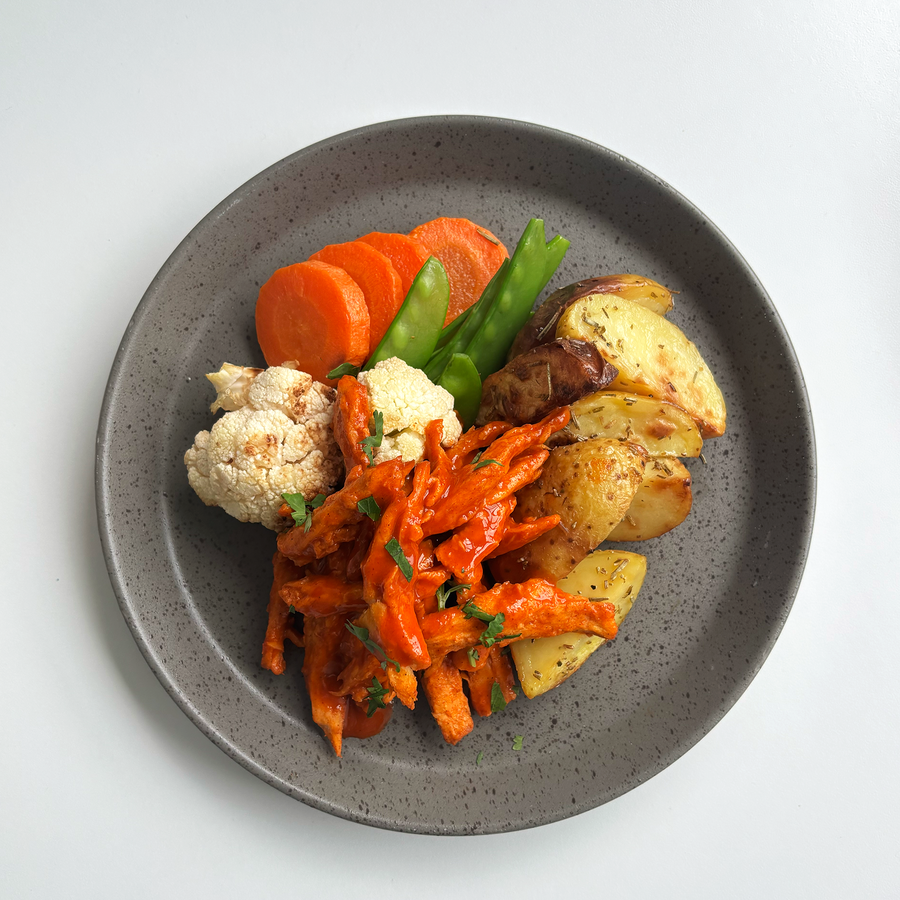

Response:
(255, 260), (369, 384)
(408, 217), (508, 325)
(357, 232), (430, 296)
(309, 241), (405, 355)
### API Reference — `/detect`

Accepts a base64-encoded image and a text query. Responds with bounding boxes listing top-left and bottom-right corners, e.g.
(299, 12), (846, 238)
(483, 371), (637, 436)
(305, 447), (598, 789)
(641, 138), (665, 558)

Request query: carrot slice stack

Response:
(357, 232), (430, 296)
(309, 241), (405, 355)
(408, 217), (508, 325)
(255, 260), (369, 384)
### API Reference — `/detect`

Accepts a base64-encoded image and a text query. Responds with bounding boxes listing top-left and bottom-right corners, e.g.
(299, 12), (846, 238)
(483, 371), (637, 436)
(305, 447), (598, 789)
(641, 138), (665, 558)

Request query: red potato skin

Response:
(508, 276), (646, 360)
(476, 338), (618, 426)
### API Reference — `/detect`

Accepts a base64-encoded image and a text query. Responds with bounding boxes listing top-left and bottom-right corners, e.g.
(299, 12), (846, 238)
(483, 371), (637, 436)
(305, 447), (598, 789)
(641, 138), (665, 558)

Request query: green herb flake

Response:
(384, 537), (413, 582)
(357, 496), (382, 522)
(461, 600), (494, 624)
(344, 621), (401, 672)
(365, 676), (390, 717)
(512, 734), (524, 751)
(475, 750), (484, 766)
(359, 410), (385, 466)
(435, 581), (471, 610)
(461, 602), (519, 648)
(467, 647), (479, 667)
(288, 604), (296, 615)
(479, 614), (507, 647)
(327, 362), (360, 380)
(490, 682), (507, 713)
(470, 449), (501, 469)
(282, 492), (312, 530)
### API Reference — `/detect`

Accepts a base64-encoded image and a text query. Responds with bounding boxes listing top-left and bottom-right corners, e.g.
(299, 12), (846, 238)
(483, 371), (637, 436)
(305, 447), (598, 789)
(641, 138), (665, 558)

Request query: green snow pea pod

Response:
(437, 352), (482, 430)
(424, 259), (510, 383)
(434, 305), (471, 352)
(465, 219), (569, 380)
(363, 256), (450, 371)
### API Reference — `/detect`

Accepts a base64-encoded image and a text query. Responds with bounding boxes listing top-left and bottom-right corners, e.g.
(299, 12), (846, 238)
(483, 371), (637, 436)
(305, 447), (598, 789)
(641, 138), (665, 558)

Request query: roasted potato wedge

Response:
(554, 390), (703, 457)
(607, 457), (692, 541)
(511, 549), (646, 698)
(556, 294), (726, 438)
(488, 438), (646, 583)
(475, 338), (617, 426)
(509, 274), (674, 359)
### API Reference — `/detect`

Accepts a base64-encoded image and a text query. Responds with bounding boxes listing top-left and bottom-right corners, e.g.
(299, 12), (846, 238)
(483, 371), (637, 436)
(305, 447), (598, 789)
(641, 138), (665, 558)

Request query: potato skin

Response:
(488, 438), (646, 583)
(552, 390), (703, 457)
(475, 339), (618, 427)
(556, 294), (727, 438)
(508, 274), (674, 360)
(607, 457), (693, 541)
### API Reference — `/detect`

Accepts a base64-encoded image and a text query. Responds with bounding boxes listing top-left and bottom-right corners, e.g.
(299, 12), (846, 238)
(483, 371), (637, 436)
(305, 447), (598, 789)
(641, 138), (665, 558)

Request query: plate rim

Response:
(95, 114), (817, 833)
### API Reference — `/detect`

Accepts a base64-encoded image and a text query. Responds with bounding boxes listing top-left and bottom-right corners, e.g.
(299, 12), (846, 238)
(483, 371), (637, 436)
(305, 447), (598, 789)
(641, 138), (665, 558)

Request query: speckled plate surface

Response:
(96, 116), (815, 834)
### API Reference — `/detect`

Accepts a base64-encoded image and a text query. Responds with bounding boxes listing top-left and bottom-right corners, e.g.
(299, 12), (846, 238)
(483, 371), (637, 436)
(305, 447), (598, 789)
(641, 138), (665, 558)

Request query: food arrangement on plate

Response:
(183, 215), (727, 756)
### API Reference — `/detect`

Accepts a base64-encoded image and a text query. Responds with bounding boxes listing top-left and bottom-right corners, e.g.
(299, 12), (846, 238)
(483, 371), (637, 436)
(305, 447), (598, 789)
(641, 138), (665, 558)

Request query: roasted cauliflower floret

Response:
(185, 364), (341, 530)
(206, 362), (264, 413)
(357, 357), (461, 464)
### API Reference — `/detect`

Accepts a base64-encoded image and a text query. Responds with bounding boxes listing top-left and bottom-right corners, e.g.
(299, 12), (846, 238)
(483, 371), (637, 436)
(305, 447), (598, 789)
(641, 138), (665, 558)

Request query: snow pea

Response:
(465, 219), (570, 380)
(435, 305), (471, 351)
(424, 259), (510, 383)
(364, 257), (450, 371)
(437, 353), (482, 429)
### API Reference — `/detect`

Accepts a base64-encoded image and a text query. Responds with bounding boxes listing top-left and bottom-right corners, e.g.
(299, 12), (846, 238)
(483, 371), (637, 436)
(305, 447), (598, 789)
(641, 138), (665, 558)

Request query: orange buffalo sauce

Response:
(343, 700), (393, 739)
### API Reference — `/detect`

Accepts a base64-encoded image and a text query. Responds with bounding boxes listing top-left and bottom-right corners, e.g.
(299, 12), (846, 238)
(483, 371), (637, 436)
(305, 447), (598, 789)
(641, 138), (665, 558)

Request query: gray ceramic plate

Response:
(96, 116), (815, 835)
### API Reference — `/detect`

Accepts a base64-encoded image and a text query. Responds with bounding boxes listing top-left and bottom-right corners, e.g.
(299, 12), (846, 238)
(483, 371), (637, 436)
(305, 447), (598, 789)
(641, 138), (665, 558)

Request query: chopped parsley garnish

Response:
(479, 615), (508, 647)
(357, 496), (382, 522)
(281, 492), (326, 531)
(471, 449), (501, 469)
(288, 604), (296, 615)
(365, 676), (390, 717)
(461, 601), (521, 648)
(384, 537), (413, 581)
(359, 409), (384, 466)
(461, 600), (494, 623)
(490, 682), (507, 713)
(467, 647), (479, 667)
(344, 621), (400, 672)
(435, 580), (471, 610)
(475, 750), (484, 766)
(512, 734), (524, 751)
(327, 362), (360, 380)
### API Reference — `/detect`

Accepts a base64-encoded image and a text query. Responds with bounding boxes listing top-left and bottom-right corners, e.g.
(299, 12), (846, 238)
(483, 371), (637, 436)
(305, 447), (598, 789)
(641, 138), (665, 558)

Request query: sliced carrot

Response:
(255, 260), (369, 384)
(408, 217), (508, 326)
(309, 241), (405, 355)
(357, 232), (430, 295)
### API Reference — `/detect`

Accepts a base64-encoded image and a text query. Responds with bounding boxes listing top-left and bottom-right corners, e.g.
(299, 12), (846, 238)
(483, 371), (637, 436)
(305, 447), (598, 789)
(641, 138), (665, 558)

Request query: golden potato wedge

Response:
(509, 274), (674, 359)
(557, 390), (703, 457)
(607, 457), (693, 541)
(556, 294), (726, 438)
(601, 274), (674, 316)
(489, 438), (646, 583)
(511, 549), (646, 698)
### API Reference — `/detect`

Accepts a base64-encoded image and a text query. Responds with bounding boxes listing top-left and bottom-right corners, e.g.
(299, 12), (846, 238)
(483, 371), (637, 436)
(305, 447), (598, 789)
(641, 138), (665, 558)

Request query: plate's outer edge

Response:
(96, 115), (816, 834)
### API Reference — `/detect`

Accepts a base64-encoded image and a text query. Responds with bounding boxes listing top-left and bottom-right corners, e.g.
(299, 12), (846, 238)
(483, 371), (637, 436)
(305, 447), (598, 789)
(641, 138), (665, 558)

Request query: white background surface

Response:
(3, 1), (898, 897)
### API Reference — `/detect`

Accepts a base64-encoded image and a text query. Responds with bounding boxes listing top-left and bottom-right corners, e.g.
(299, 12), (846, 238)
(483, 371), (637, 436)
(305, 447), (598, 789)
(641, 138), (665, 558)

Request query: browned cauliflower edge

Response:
(184, 363), (342, 531)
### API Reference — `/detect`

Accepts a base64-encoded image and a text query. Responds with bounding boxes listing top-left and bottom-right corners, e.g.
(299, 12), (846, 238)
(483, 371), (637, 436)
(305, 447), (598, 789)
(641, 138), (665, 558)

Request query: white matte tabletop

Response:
(2, 2), (898, 897)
